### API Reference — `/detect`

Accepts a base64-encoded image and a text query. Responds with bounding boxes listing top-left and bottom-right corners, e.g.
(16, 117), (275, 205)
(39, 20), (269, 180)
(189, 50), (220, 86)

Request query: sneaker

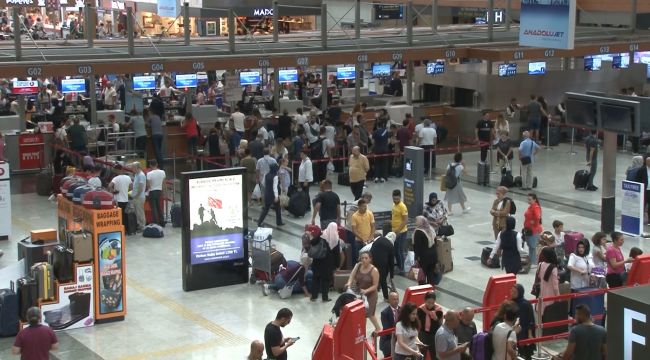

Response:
(262, 284), (270, 296)
(463, 207), (471, 214)
(374, 178), (380, 183)
(380, 178), (386, 183)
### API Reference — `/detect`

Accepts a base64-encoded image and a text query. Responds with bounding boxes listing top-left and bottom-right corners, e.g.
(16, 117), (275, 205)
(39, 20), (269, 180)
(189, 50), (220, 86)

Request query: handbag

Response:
(437, 224), (454, 237)
(440, 175), (447, 192)
(520, 141), (534, 165)
(279, 194), (289, 208)
(531, 267), (541, 297)
(252, 184), (262, 200)
(407, 262), (420, 281)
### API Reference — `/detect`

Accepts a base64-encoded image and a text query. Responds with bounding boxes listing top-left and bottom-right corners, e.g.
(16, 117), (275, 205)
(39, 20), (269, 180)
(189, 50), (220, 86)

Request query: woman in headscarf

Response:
(256, 163), (283, 227)
(322, 222), (344, 274)
(423, 192), (448, 232)
(626, 155), (644, 180)
(416, 291), (443, 360)
(510, 284), (536, 360)
(536, 247), (560, 315)
(488, 216), (526, 275)
(413, 216), (440, 286)
(308, 226), (332, 302)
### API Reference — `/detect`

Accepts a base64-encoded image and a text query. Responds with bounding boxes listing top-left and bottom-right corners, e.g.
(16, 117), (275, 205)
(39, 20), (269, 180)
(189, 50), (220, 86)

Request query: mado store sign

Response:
(519, 0), (576, 50)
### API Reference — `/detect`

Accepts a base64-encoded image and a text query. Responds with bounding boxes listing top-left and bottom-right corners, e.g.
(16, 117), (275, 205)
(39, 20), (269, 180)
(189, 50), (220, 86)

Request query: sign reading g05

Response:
(258, 58), (271, 68)
(77, 65), (93, 75)
(192, 62), (205, 71)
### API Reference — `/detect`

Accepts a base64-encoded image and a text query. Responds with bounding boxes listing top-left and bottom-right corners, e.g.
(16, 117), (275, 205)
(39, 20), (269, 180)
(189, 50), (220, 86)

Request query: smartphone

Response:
(293, 337), (300, 341)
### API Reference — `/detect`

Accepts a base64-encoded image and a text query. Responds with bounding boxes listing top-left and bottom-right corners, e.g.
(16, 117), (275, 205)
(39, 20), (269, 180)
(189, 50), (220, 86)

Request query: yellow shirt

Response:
(392, 201), (408, 233)
(351, 210), (375, 242)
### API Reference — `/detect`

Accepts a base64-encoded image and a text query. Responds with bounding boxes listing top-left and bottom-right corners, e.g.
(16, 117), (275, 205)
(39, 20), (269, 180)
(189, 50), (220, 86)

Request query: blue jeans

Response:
(152, 134), (164, 168)
(394, 232), (407, 272)
(526, 233), (540, 264)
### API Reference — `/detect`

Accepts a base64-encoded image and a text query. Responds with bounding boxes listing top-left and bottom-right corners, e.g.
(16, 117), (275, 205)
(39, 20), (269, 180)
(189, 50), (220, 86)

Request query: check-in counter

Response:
(341, 88), (370, 99)
(146, 122), (190, 160)
(96, 110), (125, 124)
(0, 115), (21, 133)
(279, 99), (303, 115)
(191, 105), (218, 124)
(3, 131), (53, 173)
(386, 104), (413, 126)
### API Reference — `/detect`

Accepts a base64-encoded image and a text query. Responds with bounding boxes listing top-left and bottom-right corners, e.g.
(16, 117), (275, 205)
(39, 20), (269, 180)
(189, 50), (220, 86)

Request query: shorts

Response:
(528, 117), (541, 131)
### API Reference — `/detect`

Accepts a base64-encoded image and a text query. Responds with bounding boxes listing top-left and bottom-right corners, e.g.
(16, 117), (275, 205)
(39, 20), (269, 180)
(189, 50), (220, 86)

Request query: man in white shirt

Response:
(146, 159), (166, 226)
(257, 149), (278, 192)
(294, 108), (308, 130)
(108, 166), (132, 230)
(303, 117), (320, 145)
(230, 106), (246, 134)
(131, 162), (147, 231)
(298, 151), (313, 209)
(417, 119), (437, 175)
(491, 303), (519, 360)
(87, 165), (103, 189)
(102, 82), (117, 110)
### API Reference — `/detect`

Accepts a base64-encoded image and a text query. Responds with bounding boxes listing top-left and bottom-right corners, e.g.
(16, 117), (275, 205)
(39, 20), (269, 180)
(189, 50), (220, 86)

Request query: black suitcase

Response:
(171, 204), (182, 228)
(514, 175), (537, 189)
(36, 169), (52, 196)
(287, 191), (309, 217)
(481, 247), (500, 268)
(547, 126), (561, 146)
(17, 277), (38, 322)
(541, 300), (570, 336)
(477, 162), (489, 186)
(125, 211), (138, 235)
(0, 281), (19, 337)
(337, 172), (350, 186)
(52, 245), (74, 283)
(573, 170), (589, 189)
(499, 168), (513, 188)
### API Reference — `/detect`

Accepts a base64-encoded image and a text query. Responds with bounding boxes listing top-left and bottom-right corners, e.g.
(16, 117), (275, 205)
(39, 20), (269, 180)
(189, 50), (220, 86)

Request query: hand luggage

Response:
(66, 229), (93, 263)
(30, 261), (55, 301)
(564, 231), (584, 257)
(72, 185), (94, 204)
(514, 175), (537, 188)
(171, 204), (182, 228)
(547, 126), (561, 146)
(477, 162), (489, 186)
(288, 191), (309, 217)
(82, 189), (115, 209)
(125, 211), (138, 235)
(481, 247), (500, 268)
(65, 181), (87, 201)
(36, 169), (52, 196)
(519, 254), (531, 274)
(573, 169), (589, 190)
(572, 287), (605, 325)
(52, 245), (74, 283)
(16, 277), (37, 322)
(541, 300), (569, 336)
(435, 237), (453, 273)
(270, 249), (287, 276)
(334, 270), (351, 292)
(0, 282), (19, 337)
(60, 178), (86, 198)
(17, 237), (59, 274)
(337, 172), (350, 186)
(470, 331), (494, 360)
(499, 170), (513, 188)
(142, 224), (164, 238)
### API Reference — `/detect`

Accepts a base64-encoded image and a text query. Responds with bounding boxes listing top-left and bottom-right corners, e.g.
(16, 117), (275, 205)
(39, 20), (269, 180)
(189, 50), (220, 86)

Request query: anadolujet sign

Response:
(519, 0), (576, 50)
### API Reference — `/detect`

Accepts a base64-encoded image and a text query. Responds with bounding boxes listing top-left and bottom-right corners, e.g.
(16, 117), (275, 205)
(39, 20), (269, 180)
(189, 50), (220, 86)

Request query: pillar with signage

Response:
(181, 168), (249, 291)
(621, 180), (644, 236)
(403, 146), (424, 218)
(0, 161), (10, 240)
(607, 285), (650, 360)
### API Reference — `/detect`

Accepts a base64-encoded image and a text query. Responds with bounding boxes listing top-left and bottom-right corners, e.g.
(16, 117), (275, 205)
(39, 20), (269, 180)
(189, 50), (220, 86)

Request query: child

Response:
(552, 220), (566, 264)
(625, 247), (643, 272)
(495, 131), (513, 171)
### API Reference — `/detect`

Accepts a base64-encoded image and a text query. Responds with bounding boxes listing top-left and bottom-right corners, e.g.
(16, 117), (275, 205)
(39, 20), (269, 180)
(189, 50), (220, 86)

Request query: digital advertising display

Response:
(182, 168), (249, 291)
(240, 71), (261, 86)
(498, 63), (517, 77)
(97, 231), (124, 315)
(61, 78), (86, 93)
(372, 64), (392, 77)
(12, 80), (39, 95)
(337, 66), (356, 80)
(426, 61), (445, 75)
(528, 61), (546, 75)
(132, 76), (156, 91)
(375, 4), (403, 20)
(612, 55), (630, 69)
(278, 69), (298, 83)
(175, 73), (198, 88)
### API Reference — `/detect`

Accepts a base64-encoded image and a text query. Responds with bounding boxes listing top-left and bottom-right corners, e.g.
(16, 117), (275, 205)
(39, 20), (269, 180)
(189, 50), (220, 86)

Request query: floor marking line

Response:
(116, 339), (222, 360)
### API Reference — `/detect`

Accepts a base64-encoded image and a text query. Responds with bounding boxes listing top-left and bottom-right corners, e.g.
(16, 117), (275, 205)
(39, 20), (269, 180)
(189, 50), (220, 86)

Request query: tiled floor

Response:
(0, 142), (644, 359)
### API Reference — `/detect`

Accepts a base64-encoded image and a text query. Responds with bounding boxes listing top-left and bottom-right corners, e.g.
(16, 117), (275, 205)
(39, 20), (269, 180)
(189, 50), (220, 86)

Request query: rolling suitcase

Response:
(67, 228), (93, 263)
(514, 175), (537, 189)
(288, 191), (309, 217)
(477, 162), (489, 186)
(481, 247), (500, 268)
(573, 169), (589, 190)
(82, 189), (115, 210)
(541, 300), (569, 336)
(16, 277), (37, 322)
(499, 168), (514, 188)
(334, 270), (351, 292)
(436, 237), (453, 273)
(547, 126), (561, 146)
(170, 204), (182, 228)
(36, 169), (52, 196)
(31, 261), (55, 301)
(564, 231), (584, 257)
(52, 245), (74, 283)
(72, 185), (94, 204)
(337, 172), (350, 186)
(0, 281), (19, 337)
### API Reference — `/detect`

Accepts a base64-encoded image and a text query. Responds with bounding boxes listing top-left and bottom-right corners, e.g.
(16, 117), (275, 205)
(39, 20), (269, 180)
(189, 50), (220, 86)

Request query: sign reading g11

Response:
(519, 0), (576, 50)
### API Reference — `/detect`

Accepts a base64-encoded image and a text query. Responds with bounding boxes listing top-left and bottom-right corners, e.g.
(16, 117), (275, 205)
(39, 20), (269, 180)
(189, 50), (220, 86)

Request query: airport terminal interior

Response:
(0, 0), (650, 359)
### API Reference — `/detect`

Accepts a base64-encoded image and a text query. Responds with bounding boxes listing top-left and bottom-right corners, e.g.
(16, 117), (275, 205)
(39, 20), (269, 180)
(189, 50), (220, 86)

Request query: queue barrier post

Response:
(569, 127), (576, 155)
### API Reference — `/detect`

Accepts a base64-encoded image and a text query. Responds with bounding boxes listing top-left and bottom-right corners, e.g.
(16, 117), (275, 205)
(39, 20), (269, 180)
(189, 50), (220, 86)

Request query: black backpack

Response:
(444, 164), (459, 189)
(503, 197), (516, 215)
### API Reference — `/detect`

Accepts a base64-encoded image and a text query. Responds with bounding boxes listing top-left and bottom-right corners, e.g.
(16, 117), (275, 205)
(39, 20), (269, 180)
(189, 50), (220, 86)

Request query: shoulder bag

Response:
(520, 141), (533, 165)
(530, 267), (541, 297)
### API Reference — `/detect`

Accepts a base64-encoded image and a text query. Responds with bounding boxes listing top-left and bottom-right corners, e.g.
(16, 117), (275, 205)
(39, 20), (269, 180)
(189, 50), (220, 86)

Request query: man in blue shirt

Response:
(518, 131), (540, 190)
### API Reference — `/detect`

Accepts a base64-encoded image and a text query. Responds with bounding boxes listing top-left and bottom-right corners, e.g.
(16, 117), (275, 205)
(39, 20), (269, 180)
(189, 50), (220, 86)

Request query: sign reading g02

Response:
(26, 66), (42, 77)
(77, 65), (93, 75)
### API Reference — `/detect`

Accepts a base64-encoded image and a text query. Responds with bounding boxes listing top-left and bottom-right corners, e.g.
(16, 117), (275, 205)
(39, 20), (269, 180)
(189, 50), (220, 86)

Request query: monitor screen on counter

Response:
(337, 66), (356, 80)
(61, 79), (86, 93)
(278, 69), (298, 83)
(176, 74), (198, 88)
(240, 71), (261, 86)
(132, 76), (156, 91)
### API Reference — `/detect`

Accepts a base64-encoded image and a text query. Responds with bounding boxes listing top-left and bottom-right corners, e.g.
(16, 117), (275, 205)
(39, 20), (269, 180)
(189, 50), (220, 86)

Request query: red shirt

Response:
(524, 202), (543, 234)
(605, 245), (625, 274)
(184, 118), (199, 138)
(13, 325), (57, 360)
(396, 127), (412, 151)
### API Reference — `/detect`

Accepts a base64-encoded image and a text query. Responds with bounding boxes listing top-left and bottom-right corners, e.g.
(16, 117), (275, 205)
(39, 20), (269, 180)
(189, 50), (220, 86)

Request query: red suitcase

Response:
(82, 189), (115, 210)
(564, 231), (584, 257)
(60, 177), (85, 197)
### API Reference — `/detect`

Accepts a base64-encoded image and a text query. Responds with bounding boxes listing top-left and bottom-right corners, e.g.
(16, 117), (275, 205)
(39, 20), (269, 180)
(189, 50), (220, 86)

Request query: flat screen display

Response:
(337, 66), (356, 80)
(426, 61), (445, 75)
(528, 61), (546, 75)
(240, 71), (261, 86)
(196, 73), (208, 82)
(375, 4), (403, 19)
(12, 80), (39, 94)
(565, 98), (597, 127)
(600, 103), (634, 133)
(372, 64), (392, 77)
(278, 69), (298, 83)
(176, 74), (198, 88)
(61, 79), (86, 93)
(584, 56), (602, 71)
(634, 51), (650, 78)
(132, 76), (156, 91)
(498, 63), (517, 77)
(188, 174), (245, 265)
(612, 55), (630, 69)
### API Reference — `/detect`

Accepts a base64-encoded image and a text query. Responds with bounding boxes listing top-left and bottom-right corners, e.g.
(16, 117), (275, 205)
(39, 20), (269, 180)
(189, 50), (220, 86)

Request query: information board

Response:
(0, 162), (10, 240)
(621, 180), (643, 236)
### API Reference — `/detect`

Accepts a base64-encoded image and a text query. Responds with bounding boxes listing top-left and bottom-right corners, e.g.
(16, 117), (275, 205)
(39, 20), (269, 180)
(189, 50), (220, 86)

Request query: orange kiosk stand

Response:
(626, 254), (650, 286)
(482, 274), (517, 332)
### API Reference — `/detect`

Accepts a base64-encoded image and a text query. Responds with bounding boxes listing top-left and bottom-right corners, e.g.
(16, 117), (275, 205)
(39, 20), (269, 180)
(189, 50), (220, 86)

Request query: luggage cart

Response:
(248, 231), (274, 284)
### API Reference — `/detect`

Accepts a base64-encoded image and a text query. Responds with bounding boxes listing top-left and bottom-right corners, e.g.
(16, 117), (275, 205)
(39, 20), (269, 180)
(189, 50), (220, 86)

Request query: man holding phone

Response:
(264, 308), (296, 360)
(435, 310), (469, 360)
(492, 304), (520, 360)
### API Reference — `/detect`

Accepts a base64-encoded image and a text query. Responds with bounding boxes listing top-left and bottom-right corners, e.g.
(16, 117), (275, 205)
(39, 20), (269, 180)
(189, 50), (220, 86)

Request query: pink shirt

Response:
(605, 245), (625, 274)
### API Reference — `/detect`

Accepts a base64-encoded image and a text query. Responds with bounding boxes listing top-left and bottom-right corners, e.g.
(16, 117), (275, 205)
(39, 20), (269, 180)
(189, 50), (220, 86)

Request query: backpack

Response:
(308, 237), (330, 259)
(503, 197), (516, 215)
(444, 164), (459, 189)
(471, 331), (494, 360)
(142, 224), (164, 238)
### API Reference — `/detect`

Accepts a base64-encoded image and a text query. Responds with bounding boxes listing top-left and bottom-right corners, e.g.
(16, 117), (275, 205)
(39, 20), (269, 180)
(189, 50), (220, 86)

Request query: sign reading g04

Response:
(151, 63), (164, 72)
(77, 65), (93, 75)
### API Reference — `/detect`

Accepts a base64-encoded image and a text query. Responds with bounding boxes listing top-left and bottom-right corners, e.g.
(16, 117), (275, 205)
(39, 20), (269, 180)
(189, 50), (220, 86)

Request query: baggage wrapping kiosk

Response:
(56, 195), (127, 324)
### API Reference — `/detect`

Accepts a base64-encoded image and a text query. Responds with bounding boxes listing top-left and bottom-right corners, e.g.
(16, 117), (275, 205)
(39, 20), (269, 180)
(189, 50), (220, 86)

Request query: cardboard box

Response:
(31, 229), (58, 243)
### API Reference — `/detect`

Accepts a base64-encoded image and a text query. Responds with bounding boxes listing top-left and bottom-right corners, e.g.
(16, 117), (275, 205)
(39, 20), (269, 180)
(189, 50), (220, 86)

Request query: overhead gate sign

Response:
(519, 0), (576, 50)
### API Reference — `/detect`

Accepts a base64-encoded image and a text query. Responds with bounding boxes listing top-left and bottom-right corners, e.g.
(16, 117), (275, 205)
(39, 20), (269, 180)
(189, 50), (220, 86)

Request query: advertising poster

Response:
(157, 0), (177, 18)
(621, 180), (643, 236)
(40, 265), (94, 331)
(18, 133), (44, 170)
(519, 0), (576, 50)
(0, 162), (10, 240)
(188, 174), (245, 265)
(97, 231), (124, 315)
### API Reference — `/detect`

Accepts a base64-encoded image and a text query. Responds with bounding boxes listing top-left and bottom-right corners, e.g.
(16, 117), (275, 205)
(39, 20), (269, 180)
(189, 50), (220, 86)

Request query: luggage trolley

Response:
(248, 230), (285, 284)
